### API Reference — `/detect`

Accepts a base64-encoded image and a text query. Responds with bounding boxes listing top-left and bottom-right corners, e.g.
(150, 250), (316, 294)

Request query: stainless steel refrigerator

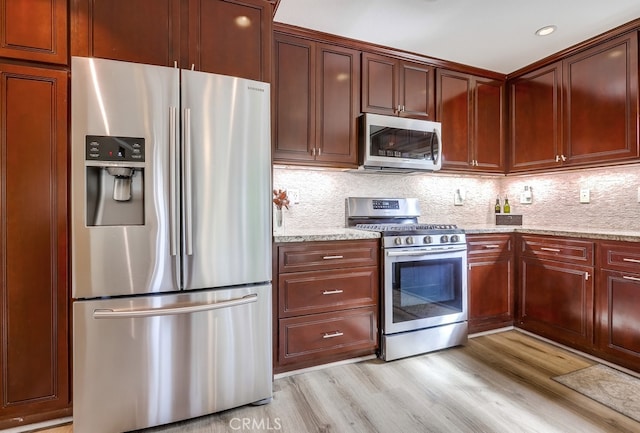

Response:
(70, 57), (272, 433)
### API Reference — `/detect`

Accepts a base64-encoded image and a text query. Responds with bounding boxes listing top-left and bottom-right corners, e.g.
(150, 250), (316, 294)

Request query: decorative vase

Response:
(274, 207), (284, 235)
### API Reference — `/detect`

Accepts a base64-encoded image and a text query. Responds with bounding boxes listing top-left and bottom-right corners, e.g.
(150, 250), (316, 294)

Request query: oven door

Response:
(383, 246), (468, 334)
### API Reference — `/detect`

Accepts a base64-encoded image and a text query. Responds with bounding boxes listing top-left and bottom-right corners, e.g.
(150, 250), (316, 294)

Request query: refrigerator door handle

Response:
(92, 293), (258, 319)
(183, 107), (194, 256)
(169, 106), (179, 257)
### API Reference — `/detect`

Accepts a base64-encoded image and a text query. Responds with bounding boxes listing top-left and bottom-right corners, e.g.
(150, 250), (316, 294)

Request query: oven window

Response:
(391, 257), (462, 323)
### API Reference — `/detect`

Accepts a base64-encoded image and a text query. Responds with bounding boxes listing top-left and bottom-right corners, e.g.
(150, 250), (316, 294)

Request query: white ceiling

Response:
(274, 0), (640, 74)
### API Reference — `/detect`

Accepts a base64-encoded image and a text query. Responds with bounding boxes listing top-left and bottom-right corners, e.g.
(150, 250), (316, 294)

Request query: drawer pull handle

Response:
(484, 244), (500, 249)
(322, 289), (344, 295)
(323, 331), (344, 339)
(623, 258), (640, 264)
(540, 247), (561, 252)
(322, 255), (344, 260)
(623, 276), (640, 282)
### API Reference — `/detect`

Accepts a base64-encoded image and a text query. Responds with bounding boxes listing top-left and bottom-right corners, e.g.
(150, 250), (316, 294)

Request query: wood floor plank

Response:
(32, 330), (640, 433)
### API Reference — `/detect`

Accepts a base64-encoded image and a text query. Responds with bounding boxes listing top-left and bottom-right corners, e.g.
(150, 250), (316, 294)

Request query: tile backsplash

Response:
(273, 163), (640, 232)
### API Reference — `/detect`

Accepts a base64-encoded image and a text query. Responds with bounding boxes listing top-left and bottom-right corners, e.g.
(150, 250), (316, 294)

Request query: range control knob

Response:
(450, 235), (460, 243)
(406, 237), (414, 245)
(394, 237), (403, 246)
(440, 235), (449, 243)
(423, 235), (432, 244)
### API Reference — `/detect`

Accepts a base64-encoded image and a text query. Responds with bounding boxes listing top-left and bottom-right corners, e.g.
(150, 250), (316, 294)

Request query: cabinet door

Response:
(361, 52), (398, 116)
(518, 256), (593, 349)
(563, 32), (639, 165)
(314, 43), (360, 166)
(474, 77), (504, 171)
(509, 62), (562, 171)
(189, 0), (272, 80)
(272, 33), (315, 162)
(399, 60), (435, 119)
(0, 0), (68, 64)
(437, 69), (472, 170)
(71, 0), (182, 66)
(0, 63), (70, 428)
(596, 269), (640, 369)
(467, 234), (514, 333)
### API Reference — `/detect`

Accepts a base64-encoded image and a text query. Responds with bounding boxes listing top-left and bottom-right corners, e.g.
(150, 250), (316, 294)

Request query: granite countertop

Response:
(274, 225), (640, 243)
(273, 227), (381, 243)
(463, 225), (640, 242)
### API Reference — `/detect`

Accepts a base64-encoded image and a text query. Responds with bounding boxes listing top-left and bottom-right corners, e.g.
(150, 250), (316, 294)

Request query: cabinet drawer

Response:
(278, 307), (377, 365)
(279, 267), (378, 317)
(598, 241), (640, 271)
(520, 235), (593, 265)
(467, 234), (512, 257)
(278, 240), (378, 272)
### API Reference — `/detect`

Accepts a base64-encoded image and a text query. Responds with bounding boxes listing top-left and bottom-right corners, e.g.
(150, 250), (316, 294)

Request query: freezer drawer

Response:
(73, 284), (272, 433)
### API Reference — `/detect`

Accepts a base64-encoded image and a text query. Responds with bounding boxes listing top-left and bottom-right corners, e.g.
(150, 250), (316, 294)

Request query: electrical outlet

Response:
(579, 188), (590, 204)
(454, 188), (465, 206)
(288, 189), (300, 204)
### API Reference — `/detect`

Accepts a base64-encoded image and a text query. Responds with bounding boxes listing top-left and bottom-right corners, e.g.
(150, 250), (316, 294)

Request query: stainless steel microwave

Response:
(359, 113), (442, 171)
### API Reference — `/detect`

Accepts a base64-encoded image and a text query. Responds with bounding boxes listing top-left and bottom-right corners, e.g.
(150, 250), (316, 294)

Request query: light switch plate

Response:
(580, 188), (590, 203)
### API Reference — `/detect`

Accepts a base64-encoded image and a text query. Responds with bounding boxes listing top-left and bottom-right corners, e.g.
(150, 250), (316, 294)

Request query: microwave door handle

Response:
(387, 246), (467, 257)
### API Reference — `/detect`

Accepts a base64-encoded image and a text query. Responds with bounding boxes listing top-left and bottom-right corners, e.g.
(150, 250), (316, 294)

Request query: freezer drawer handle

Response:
(322, 289), (344, 295)
(322, 331), (344, 339)
(92, 294), (258, 319)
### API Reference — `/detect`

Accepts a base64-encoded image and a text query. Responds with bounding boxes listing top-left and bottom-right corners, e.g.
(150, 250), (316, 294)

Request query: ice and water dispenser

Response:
(85, 135), (145, 226)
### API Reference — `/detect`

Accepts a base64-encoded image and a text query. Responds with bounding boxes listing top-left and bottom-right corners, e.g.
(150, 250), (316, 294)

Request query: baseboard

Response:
(515, 328), (640, 379)
(469, 326), (515, 338)
(3, 417), (72, 433)
(274, 354), (378, 379)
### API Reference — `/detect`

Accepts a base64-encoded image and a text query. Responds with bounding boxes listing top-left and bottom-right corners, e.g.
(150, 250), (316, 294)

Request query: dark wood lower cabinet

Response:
(595, 241), (640, 371)
(516, 235), (595, 351)
(0, 63), (71, 429)
(467, 234), (514, 333)
(274, 240), (379, 374)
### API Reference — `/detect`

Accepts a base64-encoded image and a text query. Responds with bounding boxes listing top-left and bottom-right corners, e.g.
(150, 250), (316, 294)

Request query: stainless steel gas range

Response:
(346, 197), (468, 361)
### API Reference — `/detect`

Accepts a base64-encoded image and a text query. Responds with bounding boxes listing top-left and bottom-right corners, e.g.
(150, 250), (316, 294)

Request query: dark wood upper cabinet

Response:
(273, 32), (360, 167)
(71, 0), (182, 66)
(188, 0), (272, 81)
(0, 0), (68, 65)
(0, 62), (71, 429)
(71, 0), (272, 81)
(509, 31), (639, 172)
(509, 62), (562, 171)
(362, 52), (435, 120)
(563, 31), (639, 165)
(437, 69), (504, 172)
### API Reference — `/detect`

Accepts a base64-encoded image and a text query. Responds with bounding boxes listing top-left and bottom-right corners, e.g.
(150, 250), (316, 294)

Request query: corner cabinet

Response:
(517, 235), (594, 350)
(71, 0), (272, 81)
(436, 69), (504, 172)
(467, 234), (514, 333)
(273, 240), (379, 373)
(0, 0), (68, 65)
(0, 63), (70, 429)
(596, 241), (640, 371)
(361, 52), (435, 120)
(273, 33), (361, 167)
(509, 31), (639, 172)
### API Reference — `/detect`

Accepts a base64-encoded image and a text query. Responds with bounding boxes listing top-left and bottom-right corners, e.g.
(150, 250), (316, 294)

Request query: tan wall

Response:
(273, 163), (640, 232)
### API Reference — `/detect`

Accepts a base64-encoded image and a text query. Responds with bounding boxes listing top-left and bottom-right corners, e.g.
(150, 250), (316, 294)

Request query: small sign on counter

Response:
(496, 214), (523, 225)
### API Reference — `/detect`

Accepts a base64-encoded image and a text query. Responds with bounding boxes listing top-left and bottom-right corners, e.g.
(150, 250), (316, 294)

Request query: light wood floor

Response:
(34, 330), (640, 433)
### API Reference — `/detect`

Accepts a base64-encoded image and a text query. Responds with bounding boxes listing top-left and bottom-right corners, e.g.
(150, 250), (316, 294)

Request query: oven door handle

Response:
(386, 246), (467, 257)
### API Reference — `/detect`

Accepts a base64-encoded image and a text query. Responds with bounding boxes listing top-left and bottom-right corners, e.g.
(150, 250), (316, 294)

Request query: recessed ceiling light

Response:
(535, 25), (557, 36)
